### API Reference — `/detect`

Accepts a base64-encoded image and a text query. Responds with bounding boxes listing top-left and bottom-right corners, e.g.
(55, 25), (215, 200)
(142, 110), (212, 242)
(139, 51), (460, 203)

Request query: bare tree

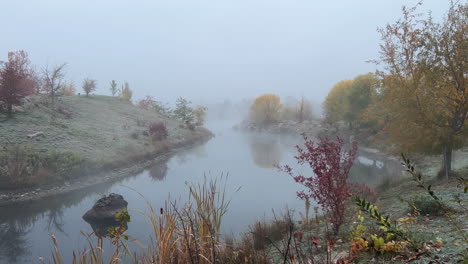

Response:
(82, 78), (97, 96)
(43, 63), (66, 105)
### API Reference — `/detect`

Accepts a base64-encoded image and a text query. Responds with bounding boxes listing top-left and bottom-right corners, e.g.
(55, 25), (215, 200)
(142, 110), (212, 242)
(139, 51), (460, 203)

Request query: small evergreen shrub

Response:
(409, 195), (444, 215)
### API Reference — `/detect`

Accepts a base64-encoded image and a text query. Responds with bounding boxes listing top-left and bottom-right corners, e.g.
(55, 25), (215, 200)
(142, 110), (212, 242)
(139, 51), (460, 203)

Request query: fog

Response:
(0, 0), (446, 104)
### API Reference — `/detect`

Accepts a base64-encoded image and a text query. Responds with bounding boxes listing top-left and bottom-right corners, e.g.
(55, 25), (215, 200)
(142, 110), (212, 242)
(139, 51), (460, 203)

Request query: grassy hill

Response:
(0, 95), (211, 189)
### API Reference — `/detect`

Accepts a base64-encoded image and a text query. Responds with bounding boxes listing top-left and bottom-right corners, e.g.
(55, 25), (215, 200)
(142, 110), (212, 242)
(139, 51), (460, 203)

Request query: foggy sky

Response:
(1, 0), (447, 104)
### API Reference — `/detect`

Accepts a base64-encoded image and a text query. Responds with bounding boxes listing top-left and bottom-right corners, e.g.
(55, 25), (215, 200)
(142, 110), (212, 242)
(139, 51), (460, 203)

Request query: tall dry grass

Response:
(50, 176), (251, 264)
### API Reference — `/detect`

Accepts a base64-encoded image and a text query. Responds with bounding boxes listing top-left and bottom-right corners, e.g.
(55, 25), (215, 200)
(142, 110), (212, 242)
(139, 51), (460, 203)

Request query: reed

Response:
(49, 176), (244, 264)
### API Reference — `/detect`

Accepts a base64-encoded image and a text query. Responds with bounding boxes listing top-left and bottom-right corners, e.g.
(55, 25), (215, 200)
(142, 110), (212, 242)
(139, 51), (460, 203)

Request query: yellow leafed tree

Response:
(323, 80), (353, 125)
(250, 94), (282, 125)
(372, 2), (467, 177)
(120, 81), (133, 102)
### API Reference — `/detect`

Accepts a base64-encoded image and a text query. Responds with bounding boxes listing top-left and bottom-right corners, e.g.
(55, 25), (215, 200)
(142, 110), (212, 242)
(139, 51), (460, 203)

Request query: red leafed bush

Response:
(149, 122), (168, 141)
(280, 135), (357, 234)
(138, 96), (156, 110)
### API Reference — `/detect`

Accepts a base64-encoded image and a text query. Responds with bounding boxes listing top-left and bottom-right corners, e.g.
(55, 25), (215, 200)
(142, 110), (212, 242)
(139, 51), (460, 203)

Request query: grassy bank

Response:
(0, 95), (212, 190)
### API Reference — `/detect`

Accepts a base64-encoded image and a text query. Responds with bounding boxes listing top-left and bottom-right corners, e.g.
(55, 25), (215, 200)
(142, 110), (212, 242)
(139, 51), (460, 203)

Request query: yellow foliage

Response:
(120, 82), (132, 102)
(323, 80), (352, 124)
(62, 82), (76, 96)
(370, 1), (468, 173)
(250, 94), (282, 124)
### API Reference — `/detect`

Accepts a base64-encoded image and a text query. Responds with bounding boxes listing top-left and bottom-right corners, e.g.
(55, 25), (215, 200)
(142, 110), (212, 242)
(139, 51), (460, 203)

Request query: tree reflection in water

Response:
(249, 135), (283, 168)
(148, 158), (169, 181)
(0, 182), (117, 262)
(0, 223), (30, 263)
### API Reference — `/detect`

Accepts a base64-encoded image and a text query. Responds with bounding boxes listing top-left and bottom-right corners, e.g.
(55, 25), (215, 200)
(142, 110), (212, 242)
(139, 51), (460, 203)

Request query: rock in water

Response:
(83, 193), (128, 222)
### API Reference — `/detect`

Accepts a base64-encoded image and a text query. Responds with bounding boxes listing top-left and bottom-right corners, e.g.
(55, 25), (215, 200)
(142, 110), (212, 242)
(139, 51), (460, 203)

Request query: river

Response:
(0, 121), (404, 264)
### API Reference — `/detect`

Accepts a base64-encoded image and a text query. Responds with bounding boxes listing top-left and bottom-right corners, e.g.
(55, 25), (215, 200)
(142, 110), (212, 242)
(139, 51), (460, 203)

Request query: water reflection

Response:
(174, 144), (208, 164)
(0, 223), (30, 263)
(249, 136), (283, 168)
(85, 219), (127, 238)
(0, 178), (130, 262)
(248, 133), (298, 168)
(0, 128), (405, 264)
(148, 159), (169, 181)
(351, 152), (404, 188)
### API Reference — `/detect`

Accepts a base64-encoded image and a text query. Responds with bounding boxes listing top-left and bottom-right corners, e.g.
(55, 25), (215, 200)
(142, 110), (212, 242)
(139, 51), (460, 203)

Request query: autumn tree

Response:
(193, 106), (207, 126)
(373, 2), (467, 177)
(250, 94), (282, 125)
(120, 81), (132, 102)
(323, 80), (352, 125)
(280, 97), (313, 122)
(62, 81), (76, 96)
(43, 63), (66, 105)
(82, 78), (97, 96)
(173, 97), (194, 126)
(110, 80), (118, 96)
(0, 51), (37, 116)
(346, 73), (379, 127)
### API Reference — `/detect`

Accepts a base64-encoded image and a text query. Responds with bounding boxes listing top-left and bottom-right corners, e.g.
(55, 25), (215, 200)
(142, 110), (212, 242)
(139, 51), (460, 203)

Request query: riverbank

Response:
(0, 131), (212, 206)
(234, 119), (324, 136)
(0, 95), (213, 205)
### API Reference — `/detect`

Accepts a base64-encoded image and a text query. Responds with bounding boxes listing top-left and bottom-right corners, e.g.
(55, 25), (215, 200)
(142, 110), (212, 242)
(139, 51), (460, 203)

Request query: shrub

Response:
(409, 195), (444, 216)
(193, 106), (207, 126)
(137, 95), (156, 110)
(61, 81), (76, 96)
(0, 145), (41, 186)
(250, 216), (292, 250)
(130, 131), (139, 140)
(149, 122), (168, 141)
(42, 151), (87, 178)
(173, 97), (194, 125)
(280, 135), (358, 234)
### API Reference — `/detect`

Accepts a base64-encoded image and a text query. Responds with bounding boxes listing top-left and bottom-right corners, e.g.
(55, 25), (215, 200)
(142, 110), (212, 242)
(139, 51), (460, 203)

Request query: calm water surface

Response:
(0, 122), (403, 263)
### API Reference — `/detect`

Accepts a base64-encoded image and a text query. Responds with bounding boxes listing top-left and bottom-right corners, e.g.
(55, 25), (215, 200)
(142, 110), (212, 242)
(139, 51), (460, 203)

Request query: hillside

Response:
(0, 95), (212, 191)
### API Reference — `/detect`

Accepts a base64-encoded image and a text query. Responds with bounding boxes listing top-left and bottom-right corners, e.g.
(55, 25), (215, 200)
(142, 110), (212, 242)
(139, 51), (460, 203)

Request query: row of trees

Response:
(249, 94), (313, 125)
(0, 51), (100, 116)
(137, 96), (207, 128)
(323, 2), (467, 178)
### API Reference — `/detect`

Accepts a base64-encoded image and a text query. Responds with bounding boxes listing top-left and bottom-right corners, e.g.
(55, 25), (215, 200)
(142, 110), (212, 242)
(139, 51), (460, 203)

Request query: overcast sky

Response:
(1, 0), (448, 104)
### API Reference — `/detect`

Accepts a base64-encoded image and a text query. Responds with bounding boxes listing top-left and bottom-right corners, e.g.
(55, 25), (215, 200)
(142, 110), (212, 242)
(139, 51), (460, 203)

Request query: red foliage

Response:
(280, 135), (357, 234)
(138, 96), (156, 110)
(0, 51), (36, 115)
(149, 122), (168, 141)
(82, 78), (97, 96)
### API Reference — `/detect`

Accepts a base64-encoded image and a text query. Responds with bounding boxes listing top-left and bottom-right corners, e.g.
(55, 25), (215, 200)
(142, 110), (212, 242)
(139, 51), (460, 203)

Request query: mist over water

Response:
(0, 120), (402, 264)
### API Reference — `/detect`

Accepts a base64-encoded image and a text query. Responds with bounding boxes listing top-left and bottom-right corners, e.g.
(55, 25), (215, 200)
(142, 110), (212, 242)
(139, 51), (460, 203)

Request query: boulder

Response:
(83, 193), (128, 222)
